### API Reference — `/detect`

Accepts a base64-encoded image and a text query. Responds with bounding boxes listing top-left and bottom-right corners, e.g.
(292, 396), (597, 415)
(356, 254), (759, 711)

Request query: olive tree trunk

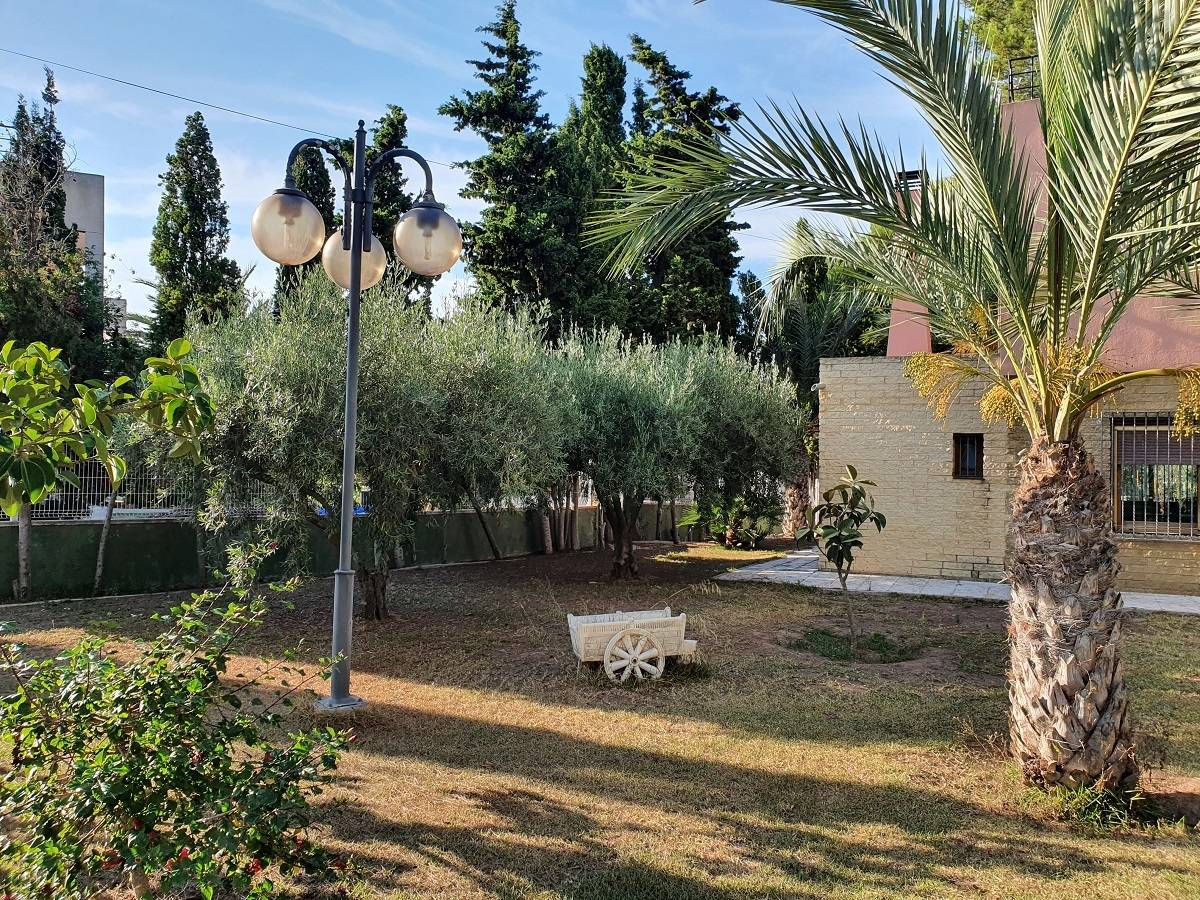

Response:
(359, 541), (390, 620)
(469, 495), (502, 560)
(1007, 437), (1134, 791)
(604, 494), (644, 579)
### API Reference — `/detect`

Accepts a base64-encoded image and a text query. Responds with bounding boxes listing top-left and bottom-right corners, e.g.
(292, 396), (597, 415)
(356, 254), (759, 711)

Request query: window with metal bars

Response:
(953, 433), (984, 479)
(1111, 414), (1199, 540)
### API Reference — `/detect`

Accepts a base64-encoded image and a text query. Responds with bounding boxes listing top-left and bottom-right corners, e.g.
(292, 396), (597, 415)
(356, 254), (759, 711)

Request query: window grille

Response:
(953, 433), (984, 479)
(1110, 414), (1198, 540)
(894, 168), (925, 192)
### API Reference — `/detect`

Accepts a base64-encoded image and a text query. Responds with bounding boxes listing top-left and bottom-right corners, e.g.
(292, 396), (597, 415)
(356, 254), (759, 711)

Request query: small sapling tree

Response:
(0, 338), (213, 601)
(798, 466), (886, 651)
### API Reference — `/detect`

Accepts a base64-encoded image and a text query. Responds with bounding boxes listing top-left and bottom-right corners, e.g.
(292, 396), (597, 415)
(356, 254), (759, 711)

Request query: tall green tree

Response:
(354, 105), (434, 311)
(594, 0), (1200, 794)
(622, 35), (745, 341)
(439, 0), (573, 319)
(553, 44), (630, 330)
(0, 69), (121, 380)
(148, 112), (241, 350)
(968, 0), (1036, 67)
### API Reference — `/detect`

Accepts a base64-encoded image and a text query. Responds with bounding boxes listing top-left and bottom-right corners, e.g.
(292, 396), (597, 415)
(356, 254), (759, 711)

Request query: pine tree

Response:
(552, 43), (629, 330)
(439, 0), (570, 317)
(0, 68), (118, 379)
(149, 111), (241, 348)
(968, 0), (1036, 67)
(623, 36), (744, 341)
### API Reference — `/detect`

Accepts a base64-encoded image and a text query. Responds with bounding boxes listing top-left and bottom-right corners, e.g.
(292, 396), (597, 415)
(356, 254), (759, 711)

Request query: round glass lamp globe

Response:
(251, 190), (326, 266)
(393, 204), (462, 276)
(322, 230), (388, 291)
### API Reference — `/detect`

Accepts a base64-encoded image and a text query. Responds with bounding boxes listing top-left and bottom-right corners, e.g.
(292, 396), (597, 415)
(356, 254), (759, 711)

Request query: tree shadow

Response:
(310, 701), (1185, 898)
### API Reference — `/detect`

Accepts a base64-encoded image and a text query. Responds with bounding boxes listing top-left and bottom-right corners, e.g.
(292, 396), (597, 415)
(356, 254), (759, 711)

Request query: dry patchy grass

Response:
(6, 542), (1200, 899)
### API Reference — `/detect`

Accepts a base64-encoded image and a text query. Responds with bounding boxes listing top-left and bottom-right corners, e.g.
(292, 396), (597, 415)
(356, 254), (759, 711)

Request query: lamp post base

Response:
(314, 694), (367, 713)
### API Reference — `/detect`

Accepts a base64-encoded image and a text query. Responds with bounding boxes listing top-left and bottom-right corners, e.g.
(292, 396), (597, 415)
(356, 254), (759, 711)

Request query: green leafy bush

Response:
(0, 540), (349, 899)
(679, 486), (783, 550)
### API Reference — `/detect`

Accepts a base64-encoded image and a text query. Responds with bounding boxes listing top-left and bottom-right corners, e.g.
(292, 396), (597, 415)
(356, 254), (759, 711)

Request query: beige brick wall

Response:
(817, 356), (1017, 580)
(817, 359), (1199, 594)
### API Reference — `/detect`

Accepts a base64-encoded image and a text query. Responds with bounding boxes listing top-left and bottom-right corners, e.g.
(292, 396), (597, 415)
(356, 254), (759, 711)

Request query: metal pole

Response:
(318, 120), (368, 712)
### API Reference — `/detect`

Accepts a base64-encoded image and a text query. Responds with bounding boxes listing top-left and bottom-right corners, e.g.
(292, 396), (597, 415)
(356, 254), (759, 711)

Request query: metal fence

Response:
(1110, 412), (1199, 540)
(5, 465), (597, 524)
(2, 461), (270, 523)
(999, 55), (1040, 102)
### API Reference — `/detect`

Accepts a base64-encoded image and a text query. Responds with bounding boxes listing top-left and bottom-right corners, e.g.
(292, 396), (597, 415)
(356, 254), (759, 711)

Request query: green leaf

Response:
(167, 338), (193, 360)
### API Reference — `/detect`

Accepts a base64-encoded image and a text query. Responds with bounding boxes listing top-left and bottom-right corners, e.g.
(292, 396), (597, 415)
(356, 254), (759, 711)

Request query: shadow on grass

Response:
(318, 701), (1166, 898)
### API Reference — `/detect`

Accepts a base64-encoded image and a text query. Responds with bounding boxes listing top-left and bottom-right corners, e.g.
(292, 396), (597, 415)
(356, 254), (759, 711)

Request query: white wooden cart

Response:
(567, 607), (698, 682)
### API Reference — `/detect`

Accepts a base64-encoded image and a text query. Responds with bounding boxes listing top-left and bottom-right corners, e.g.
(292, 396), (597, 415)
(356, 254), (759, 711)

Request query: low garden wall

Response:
(1, 502), (686, 602)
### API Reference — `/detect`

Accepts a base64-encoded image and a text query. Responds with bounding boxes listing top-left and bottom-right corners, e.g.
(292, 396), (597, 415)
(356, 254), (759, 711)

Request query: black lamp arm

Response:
(283, 138), (353, 250)
(360, 148), (437, 252)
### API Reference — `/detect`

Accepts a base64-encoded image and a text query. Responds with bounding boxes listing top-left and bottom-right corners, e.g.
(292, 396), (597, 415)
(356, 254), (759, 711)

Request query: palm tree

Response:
(591, 0), (1200, 792)
(748, 228), (881, 533)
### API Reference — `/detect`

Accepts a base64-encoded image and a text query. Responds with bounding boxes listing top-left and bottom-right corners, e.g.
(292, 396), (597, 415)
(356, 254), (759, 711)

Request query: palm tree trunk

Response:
(784, 449), (812, 539)
(1007, 437), (1133, 791)
(783, 479), (810, 538)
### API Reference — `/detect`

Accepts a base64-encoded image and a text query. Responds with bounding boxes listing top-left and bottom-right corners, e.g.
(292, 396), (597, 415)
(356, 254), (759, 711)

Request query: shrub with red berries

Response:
(0, 541), (351, 899)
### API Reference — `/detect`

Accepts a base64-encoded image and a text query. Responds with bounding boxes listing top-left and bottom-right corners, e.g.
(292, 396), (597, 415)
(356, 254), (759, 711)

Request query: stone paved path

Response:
(717, 549), (1200, 616)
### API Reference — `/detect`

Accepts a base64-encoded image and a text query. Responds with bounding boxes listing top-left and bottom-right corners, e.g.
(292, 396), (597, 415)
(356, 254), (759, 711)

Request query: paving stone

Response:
(717, 553), (1200, 616)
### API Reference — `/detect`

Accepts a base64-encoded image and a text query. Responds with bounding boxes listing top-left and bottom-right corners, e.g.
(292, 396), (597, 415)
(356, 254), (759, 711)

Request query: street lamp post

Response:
(251, 120), (462, 711)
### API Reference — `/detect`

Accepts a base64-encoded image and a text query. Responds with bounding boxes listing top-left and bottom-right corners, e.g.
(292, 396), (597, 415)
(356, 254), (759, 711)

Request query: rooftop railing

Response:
(1000, 55), (1040, 102)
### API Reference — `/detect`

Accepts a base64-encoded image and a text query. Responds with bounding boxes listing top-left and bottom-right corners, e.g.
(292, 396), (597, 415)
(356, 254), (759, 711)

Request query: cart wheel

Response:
(603, 628), (665, 683)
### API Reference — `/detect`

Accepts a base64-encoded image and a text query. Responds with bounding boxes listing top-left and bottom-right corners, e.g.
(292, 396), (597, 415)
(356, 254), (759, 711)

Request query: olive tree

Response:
(561, 330), (701, 577)
(678, 338), (807, 547)
(194, 280), (570, 614)
(192, 274), (435, 619)
(420, 300), (568, 558)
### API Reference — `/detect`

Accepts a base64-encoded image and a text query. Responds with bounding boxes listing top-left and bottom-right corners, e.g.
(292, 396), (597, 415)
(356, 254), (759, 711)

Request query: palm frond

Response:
(1041, 0), (1200, 336)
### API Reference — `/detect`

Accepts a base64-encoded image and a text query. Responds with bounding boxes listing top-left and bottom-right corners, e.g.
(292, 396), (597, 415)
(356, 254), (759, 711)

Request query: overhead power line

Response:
(0, 47), (338, 138)
(0, 46), (458, 170)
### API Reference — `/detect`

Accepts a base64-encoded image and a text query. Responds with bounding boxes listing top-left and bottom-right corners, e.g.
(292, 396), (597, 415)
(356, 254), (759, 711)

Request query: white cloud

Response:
(254, 0), (465, 78)
(211, 143), (281, 209)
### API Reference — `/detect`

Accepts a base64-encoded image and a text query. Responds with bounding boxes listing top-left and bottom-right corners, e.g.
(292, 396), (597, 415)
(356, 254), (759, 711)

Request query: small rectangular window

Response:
(953, 433), (983, 479)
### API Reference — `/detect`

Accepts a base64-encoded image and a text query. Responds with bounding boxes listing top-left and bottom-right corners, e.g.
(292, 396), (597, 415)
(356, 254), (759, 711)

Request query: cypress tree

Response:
(439, 0), (569, 317)
(553, 43), (630, 330)
(624, 36), (745, 341)
(149, 111), (241, 348)
(359, 105), (432, 308)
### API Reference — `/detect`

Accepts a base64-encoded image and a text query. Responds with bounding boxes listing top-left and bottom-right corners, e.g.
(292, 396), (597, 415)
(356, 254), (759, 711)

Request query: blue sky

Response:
(0, 0), (934, 317)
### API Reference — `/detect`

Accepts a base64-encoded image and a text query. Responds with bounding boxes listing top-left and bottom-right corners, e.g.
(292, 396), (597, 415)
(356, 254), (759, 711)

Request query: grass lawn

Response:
(8, 542), (1200, 899)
